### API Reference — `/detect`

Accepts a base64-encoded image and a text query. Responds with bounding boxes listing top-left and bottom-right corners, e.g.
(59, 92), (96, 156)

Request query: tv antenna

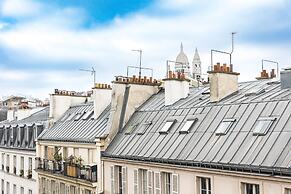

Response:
(79, 67), (96, 86)
(132, 49), (142, 77)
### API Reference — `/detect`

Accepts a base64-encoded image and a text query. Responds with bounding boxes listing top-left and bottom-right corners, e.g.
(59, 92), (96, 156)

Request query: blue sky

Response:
(0, 0), (291, 99)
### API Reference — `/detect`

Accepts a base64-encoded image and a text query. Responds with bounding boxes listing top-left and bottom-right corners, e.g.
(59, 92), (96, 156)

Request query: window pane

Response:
(180, 119), (196, 134)
(216, 119), (235, 135)
(253, 118), (275, 136)
(159, 121), (175, 134)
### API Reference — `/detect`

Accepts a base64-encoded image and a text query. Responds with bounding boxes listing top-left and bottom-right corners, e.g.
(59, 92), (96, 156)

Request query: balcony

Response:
(35, 158), (97, 182)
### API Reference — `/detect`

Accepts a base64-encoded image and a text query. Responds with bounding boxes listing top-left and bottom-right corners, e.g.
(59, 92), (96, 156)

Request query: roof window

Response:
(74, 112), (85, 121)
(216, 118), (236, 135)
(82, 110), (94, 120)
(245, 88), (265, 96)
(179, 118), (198, 134)
(65, 113), (76, 122)
(137, 122), (152, 135)
(253, 117), (276, 136)
(159, 120), (176, 134)
(125, 125), (138, 135)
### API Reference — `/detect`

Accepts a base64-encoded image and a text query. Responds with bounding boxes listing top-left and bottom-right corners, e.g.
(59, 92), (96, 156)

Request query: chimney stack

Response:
(105, 75), (160, 143)
(163, 71), (190, 106)
(208, 63), (240, 102)
(49, 89), (89, 122)
(92, 83), (112, 119)
(280, 67), (291, 89)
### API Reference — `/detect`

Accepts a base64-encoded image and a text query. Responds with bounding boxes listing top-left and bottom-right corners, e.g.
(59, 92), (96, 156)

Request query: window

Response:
(1, 179), (4, 194)
(82, 110), (93, 120)
(20, 187), (24, 194)
(179, 119), (197, 134)
(63, 147), (68, 159)
(28, 190), (32, 194)
(138, 169), (148, 194)
(125, 125), (137, 135)
(159, 120), (176, 134)
(242, 183), (260, 194)
(197, 177), (211, 194)
(253, 117), (276, 136)
(13, 184), (16, 194)
(137, 122), (152, 135)
(6, 155), (10, 173)
(111, 166), (127, 194)
(13, 156), (16, 174)
(216, 119), (236, 135)
(60, 183), (65, 194)
(85, 189), (92, 194)
(74, 112), (84, 121)
(285, 188), (291, 194)
(162, 172), (171, 194)
(6, 182), (9, 194)
(70, 186), (76, 194)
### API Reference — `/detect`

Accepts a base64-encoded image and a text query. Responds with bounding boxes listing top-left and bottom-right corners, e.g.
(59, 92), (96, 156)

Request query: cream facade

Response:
(103, 159), (291, 194)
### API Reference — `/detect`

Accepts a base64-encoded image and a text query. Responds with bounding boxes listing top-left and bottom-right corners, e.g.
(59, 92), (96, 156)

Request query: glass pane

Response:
(216, 121), (232, 135)
(201, 178), (206, 190)
(180, 120), (195, 133)
(160, 121), (174, 133)
(253, 120), (272, 135)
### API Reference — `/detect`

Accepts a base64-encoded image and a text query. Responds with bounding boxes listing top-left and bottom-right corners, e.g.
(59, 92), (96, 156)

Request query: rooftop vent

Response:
(245, 88), (265, 97)
(281, 67), (291, 89)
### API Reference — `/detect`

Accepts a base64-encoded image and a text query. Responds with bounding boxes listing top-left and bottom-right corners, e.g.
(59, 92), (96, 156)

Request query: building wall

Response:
(103, 159), (291, 194)
(0, 148), (37, 194)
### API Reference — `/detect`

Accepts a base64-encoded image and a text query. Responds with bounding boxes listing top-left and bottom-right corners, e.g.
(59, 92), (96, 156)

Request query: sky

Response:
(0, 0), (291, 99)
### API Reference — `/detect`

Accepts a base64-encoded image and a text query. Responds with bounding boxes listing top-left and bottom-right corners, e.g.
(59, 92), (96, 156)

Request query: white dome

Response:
(176, 52), (189, 65)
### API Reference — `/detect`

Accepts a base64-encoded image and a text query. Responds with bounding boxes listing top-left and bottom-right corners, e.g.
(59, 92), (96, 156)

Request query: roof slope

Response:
(38, 102), (110, 143)
(104, 80), (291, 175)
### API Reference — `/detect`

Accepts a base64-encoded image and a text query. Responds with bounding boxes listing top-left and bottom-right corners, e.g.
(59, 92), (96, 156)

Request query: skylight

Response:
(125, 125), (138, 135)
(60, 114), (70, 122)
(65, 113), (76, 122)
(159, 120), (176, 134)
(74, 112), (85, 121)
(82, 110), (94, 120)
(137, 122), (152, 135)
(179, 119), (198, 134)
(253, 117), (276, 136)
(216, 118), (236, 135)
(245, 88), (265, 96)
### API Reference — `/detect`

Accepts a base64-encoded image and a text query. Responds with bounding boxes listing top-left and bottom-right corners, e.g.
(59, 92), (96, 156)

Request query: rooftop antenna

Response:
(79, 67), (96, 86)
(230, 32), (237, 65)
(261, 59), (279, 78)
(132, 49), (142, 77)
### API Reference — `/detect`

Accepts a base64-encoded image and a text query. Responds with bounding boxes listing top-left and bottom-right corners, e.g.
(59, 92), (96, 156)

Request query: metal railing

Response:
(35, 158), (97, 182)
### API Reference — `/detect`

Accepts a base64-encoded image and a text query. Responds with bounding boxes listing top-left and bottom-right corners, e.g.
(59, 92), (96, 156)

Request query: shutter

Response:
(122, 167), (127, 194)
(154, 172), (161, 194)
(147, 170), (153, 194)
(134, 169), (138, 194)
(172, 174), (179, 194)
(110, 166), (115, 194)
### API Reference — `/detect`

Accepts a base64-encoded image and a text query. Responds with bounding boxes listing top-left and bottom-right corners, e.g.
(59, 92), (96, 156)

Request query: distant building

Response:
(175, 43), (202, 81)
(0, 107), (49, 194)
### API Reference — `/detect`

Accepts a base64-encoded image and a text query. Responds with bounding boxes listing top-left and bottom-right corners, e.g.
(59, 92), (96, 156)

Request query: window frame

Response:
(159, 120), (176, 134)
(253, 117), (276, 136)
(215, 118), (236, 136)
(179, 118), (198, 134)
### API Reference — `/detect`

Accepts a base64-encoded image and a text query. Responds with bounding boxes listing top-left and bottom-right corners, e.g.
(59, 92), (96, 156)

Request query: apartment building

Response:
(102, 66), (291, 194)
(0, 107), (49, 194)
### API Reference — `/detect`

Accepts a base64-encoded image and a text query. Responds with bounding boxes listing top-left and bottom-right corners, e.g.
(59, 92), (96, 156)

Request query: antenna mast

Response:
(132, 49), (142, 77)
(79, 67), (96, 86)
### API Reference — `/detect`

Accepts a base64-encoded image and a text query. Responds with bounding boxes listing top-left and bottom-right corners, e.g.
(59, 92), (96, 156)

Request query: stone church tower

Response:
(192, 48), (202, 81)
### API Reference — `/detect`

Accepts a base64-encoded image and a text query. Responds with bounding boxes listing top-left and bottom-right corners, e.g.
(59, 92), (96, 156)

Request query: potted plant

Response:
(27, 170), (32, 179)
(20, 169), (24, 177)
(53, 152), (63, 172)
(66, 155), (77, 177)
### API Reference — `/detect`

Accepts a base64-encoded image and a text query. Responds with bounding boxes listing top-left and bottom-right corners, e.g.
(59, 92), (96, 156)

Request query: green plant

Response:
(67, 155), (75, 164)
(54, 151), (62, 162)
(75, 156), (83, 166)
(27, 170), (32, 179)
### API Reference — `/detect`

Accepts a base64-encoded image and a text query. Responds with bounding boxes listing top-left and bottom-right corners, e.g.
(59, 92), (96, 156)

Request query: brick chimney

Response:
(207, 63), (240, 102)
(256, 69), (276, 80)
(163, 71), (190, 106)
(92, 83), (112, 119)
(105, 75), (160, 143)
(49, 89), (89, 122)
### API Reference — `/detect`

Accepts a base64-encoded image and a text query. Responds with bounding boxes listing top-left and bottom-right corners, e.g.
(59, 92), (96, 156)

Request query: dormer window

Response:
(159, 120), (176, 134)
(216, 118), (236, 135)
(253, 117), (276, 136)
(179, 118), (198, 134)
(137, 122), (152, 135)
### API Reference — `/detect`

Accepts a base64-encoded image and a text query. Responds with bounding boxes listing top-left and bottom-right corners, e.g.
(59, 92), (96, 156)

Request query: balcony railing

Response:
(35, 158), (97, 182)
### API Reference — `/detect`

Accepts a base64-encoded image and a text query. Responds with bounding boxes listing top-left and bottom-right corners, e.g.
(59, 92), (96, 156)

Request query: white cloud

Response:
(0, 0), (43, 18)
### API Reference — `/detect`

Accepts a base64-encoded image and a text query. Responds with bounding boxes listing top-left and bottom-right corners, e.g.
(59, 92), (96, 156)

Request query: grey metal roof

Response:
(104, 79), (291, 176)
(38, 102), (110, 143)
(0, 109), (7, 122)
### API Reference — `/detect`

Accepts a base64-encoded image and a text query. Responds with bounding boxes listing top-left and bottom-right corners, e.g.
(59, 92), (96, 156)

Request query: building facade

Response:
(0, 107), (49, 194)
(102, 66), (291, 194)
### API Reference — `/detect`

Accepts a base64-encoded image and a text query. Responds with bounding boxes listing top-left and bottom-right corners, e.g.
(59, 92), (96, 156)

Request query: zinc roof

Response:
(104, 79), (291, 175)
(38, 102), (110, 143)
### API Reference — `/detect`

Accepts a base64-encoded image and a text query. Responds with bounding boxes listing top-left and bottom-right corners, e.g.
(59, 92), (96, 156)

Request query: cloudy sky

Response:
(0, 0), (290, 99)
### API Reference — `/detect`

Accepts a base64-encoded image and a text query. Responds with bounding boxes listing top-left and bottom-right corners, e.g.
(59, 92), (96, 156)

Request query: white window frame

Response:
(253, 117), (276, 136)
(159, 120), (176, 134)
(216, 118), (236, 135)
(179, 119), (197, 134)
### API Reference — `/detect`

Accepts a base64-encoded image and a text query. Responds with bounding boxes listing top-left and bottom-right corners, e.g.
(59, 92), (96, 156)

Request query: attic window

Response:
(74, 112), (84, 121)
(125, 125), (138, 135)
(216, 118), (236, 135)
(65, 114), (76, 122)
(137, 122), (152, 135)
(159, 120), (176, 134)
(179, 118), (198, 134)
(82, 110), (93, 120)
(253, 117), (276, 136)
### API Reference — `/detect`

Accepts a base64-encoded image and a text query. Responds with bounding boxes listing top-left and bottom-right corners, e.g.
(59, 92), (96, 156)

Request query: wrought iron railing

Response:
(35, 157), (97, 182)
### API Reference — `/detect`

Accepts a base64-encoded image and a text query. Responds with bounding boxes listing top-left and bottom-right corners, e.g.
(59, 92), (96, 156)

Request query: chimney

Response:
(208, 63), (240, 102)
(256, 69), (276, 80)
(49, 89), (89, 121)
(280, 67), (291, 89)
(163, 71), (190, 106)
(92, 83), (112, 119)
(105, 75), (160, 142)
